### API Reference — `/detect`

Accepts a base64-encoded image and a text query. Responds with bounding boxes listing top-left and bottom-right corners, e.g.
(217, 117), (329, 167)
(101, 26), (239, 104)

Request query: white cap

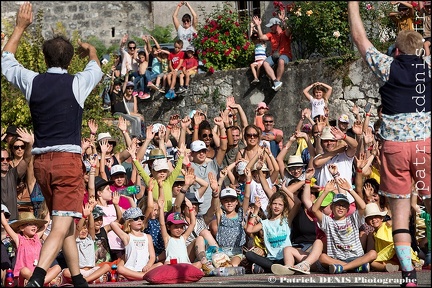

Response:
(190, 140), (208, 152)
(1, 204), (10, 218)
(110, 165), (126, 177)
(152, 158), (169, 171)
(220, 187), (238, 199)
(152, 123), (165, 134)
(236, 161), (248, 175)
(266, 18), (281, 27)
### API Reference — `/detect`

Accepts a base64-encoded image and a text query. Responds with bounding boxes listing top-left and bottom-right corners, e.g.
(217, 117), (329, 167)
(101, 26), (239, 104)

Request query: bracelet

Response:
(180, 188), (188, 194)
(246, 181), (252, 184)
(366, 113), (371, 117)
(90, 132), (96, 135)
(167, 125), (173, 129)
(194, 126), (199, 129)
(189, 208), (195, 212)
(220, 136), (227, 139)
(356, 168), (362, 173)
(122, 130), (127, 134)
(186, 163), (191, 168)
(305, 179), (311, 184)
(342, 134), (347, 140)
(332, 172), (340, 178)
(82, 215), (87, 219)
(247, 221), (255, 226)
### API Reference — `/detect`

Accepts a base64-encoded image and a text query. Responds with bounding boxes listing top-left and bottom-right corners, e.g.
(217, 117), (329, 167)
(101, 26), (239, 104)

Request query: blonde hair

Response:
(395, 30), (424, 55)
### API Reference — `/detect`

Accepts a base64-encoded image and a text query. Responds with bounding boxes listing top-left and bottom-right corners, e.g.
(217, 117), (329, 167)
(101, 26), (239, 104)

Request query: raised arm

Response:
(3, 2), (33, 54)
(348, 1), (374, 60)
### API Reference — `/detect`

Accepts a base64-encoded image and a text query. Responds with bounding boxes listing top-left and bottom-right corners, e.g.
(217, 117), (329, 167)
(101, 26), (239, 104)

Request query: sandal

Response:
(289, 261), (311, 275)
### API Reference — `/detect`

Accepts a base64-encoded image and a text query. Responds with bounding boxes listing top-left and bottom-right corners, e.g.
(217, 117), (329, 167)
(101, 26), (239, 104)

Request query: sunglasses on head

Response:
(132, 216), (145, 221)
(13, 145), (25, 150)
(1, 157), (11, 162)
(201, 133), (213, 138)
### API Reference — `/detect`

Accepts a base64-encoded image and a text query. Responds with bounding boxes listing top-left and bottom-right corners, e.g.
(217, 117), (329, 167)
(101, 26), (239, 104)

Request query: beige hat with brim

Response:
(364, 203), (387, 218)
(9, 212), (48, 233)
(320, 126), (335, 141)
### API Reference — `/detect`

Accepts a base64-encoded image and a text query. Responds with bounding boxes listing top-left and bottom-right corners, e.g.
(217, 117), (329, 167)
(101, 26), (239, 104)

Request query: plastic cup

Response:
(170, 258), (178, 265)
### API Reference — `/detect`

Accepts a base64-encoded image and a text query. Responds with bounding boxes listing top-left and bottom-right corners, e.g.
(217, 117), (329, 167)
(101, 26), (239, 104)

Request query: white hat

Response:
(320, 126), (335, 141)
(255, 102), (269, 111)
(252, 162), (270, 172)
(190, 140), (208, 152)
(338, 114), (350, 123)
(364, 203), (387, 218)
(220, 187), (238, 199)
(110, 165), (126, 177)
(236, 161), (248, 175)
(152, 123), (165, 134)
(266, 18), (281, 27)
(1, 204), (10, 218)
(287, 155), (306, 168)
(97, 132), (116, 143)
(152, 158), (169, 171)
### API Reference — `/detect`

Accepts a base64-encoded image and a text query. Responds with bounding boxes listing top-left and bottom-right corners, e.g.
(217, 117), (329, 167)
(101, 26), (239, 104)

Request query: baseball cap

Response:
(314, 191), (335, 207)
(186, 46), (195, 52)
(152, 158), (169, 171)
(92, 206), (106, 219)
(5, 125), (18, 136)
(184, 192), (201, 205)
(338, 114), (350, 123)
(255, 102), (269, 111)
(123, 207), (144, 220)
(220, 187), (238, 199)
(266, 18), (281, 27)
(126, 81), (134, 87)
(152, 123), (165, 134)
(166, 212), (188, 225)
(190, 140), (207, 152)
(236, 161), (248, 175)
(1, 204), (11, 218)
(110, 165), (126, 177)
(332, 193), (350, 204)
(94, 176), (114, 191)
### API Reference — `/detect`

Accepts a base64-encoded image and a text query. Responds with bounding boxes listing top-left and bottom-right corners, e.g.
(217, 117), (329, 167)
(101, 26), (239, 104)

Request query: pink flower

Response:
(366, 3), (372, 10)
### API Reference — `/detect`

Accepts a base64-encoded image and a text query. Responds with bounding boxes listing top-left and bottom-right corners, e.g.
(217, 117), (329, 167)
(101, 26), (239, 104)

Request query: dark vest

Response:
(379, 55), (431, 115)
(30, 73), (82, 148)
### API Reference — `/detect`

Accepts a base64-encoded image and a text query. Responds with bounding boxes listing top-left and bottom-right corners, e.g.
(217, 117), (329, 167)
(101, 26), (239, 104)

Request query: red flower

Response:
(236, 45), (241, 50)
(202, 59), (207, 64)
(225, 31), (230, 36)
(218, 15), (222, 19)
(214, 51), (219, 55)
(235, 22), (240, 27)
(209, 67), (215, 74)
(224, 50), (231, 56)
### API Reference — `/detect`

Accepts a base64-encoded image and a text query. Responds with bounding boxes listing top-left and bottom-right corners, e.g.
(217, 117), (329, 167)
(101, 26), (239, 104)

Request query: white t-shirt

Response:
(310, 98), (326, 119)
(177, 25), (197, 51)
(250, 177), (274, 216)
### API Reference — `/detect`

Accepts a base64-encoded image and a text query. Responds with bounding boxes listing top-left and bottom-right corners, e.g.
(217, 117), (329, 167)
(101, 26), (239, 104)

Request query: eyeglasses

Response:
(13, 145), (25, 150)
(201, 133), (213, 138)
(1, 157), (11, 162)
(128, 46), (136, 50)
(132, 216), (145, 221)
(263, 120), (274, 123)
(246, 133), (259, 138)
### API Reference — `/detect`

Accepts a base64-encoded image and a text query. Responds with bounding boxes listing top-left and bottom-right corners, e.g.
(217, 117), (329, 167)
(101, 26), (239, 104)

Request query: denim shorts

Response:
(264, 54), (291, 66)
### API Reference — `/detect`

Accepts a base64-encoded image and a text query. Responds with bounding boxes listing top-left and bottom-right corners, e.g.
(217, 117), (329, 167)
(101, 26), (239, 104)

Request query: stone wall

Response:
(138, 57), (382, 140)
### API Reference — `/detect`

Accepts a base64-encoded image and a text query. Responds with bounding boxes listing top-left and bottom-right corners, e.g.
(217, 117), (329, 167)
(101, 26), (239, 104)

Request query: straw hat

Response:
(9, 212), (47, 233)
(286, 155), (306, 168)
(320, 126), (335, 140)
(364, 203), (387, 218)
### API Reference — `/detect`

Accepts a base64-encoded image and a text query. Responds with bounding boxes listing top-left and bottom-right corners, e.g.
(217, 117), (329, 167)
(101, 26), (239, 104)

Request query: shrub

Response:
(192, 3), (255, 73)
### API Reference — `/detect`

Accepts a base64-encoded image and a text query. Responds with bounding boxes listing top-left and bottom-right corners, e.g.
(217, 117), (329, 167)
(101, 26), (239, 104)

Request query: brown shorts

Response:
(34, 152), (85, 217)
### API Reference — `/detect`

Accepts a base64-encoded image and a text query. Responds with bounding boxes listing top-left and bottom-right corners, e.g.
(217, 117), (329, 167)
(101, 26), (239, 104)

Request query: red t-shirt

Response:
(169, 51), (185, 70)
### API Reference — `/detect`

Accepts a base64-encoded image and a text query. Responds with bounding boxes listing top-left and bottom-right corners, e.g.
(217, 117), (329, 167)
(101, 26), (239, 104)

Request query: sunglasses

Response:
(246, 133), (259, 138)
(1, 157), (11, 162)
(108, 141), (116, 146)
(183, 20), (190, 23)
(128, 46), (136, 50)
(263, 120), (274, 123)
(13, 145), (25, 150)
(132, 216), (145, 221)
(201, 133), (213, 138)
(137, 142), (143, 146)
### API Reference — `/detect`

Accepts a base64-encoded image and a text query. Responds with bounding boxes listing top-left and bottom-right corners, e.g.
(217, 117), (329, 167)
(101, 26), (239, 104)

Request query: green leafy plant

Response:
(192, 3), (255, 73)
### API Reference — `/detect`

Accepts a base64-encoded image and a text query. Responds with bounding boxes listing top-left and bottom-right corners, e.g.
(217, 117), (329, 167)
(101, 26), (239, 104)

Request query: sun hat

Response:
(255, 102), (269, 111)
(5, 125), (18, 136)
(286, 155), (306, 168)
(190, 140), (208, 152)
(9, 212), (48, 233)
(364, 203), (387, 218)
(266, 18), (281, 27)
(166, 212), (188, 225)
(314, 191), (335, 207)
(174, 175), (185, 183)
(152, 158), (169, 171)
(126, 81), (134, 87)
(97, 132), (116, 144)
(123, 207), (144, 220)
(332, 193), (350, 204)
(320, 126), (335, 141)
(220, 187), (238, 199)
(146, 148), (166, 162)
(152, 123), (165, 134)
(338, 114), (350, 123)
(95, 176), (114, 191)
(236, 161), (248, 175)
(110, 165), (126, 177)
(251, 162), (270, 172)
(92, 206), (107, 219)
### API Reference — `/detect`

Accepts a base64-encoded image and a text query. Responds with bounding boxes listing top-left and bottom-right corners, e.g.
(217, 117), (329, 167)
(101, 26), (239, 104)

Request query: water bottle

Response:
(5, 268), (14, 287)
(117, 185), (140, 196)
(211, 266), (245, 277)
(110, 264), (118, 282)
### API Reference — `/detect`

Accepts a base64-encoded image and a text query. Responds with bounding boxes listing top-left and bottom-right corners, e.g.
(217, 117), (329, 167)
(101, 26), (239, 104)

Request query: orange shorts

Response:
(379, 139), (431, 199)
(34, 152), (85, 217)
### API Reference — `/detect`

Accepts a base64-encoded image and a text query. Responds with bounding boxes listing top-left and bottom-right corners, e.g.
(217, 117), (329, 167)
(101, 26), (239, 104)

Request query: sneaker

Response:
(177, 87), (185, 94)
(329, 264), (344, 274)
(271, 264), (295, 275)
(251, 263), (265, 274)
(165, 89), (176, 100)
(25, 278), (44, 287)
(159, 87), (165, 93)
(147, 82), (158, 90)
(251, 78), (260, 84)
(355, 263), (370, 273)
(132, 91), (138, 97)
(101, 103), (110, 110)
(289, 261), (311, 275)
(401, 270), (417, 287)
(138, 91), (144, 99)
(272, 80), (283, 91)
(385, 263), (399, 272)
(142, 93), (151, 100)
